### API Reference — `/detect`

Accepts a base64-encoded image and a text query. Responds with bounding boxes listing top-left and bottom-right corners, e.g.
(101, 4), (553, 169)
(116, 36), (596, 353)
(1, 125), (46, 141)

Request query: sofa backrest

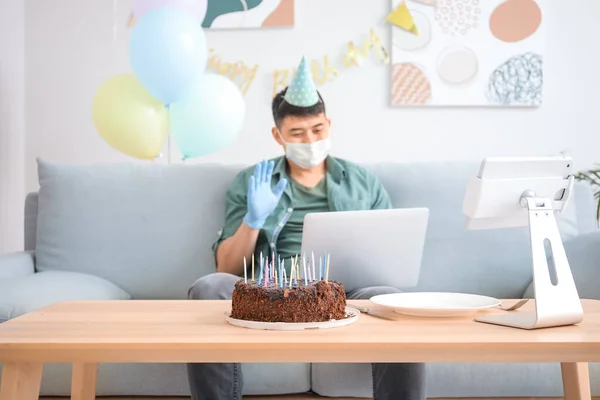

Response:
(27, 158), (597, 300)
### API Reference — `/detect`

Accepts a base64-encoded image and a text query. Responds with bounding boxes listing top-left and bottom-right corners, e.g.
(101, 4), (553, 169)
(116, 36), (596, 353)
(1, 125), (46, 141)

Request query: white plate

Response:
(370, 292), (500, 317)
(225, 308), (360, 331)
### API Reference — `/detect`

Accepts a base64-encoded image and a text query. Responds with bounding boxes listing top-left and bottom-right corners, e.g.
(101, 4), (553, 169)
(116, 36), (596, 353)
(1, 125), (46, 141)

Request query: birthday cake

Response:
(230, 254), (347, 323)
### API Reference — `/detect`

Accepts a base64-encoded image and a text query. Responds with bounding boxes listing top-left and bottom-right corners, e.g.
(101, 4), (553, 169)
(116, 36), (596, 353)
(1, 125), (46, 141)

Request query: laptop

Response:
(300, 208), (429, 292)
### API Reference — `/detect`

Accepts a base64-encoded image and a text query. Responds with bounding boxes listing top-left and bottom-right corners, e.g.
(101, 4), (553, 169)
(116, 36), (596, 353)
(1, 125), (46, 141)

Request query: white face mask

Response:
(279, 132), (332, 169)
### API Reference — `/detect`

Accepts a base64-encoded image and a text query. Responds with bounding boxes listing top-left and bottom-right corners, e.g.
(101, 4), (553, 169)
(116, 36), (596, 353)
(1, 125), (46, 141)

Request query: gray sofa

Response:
(1, 158), (599, 397)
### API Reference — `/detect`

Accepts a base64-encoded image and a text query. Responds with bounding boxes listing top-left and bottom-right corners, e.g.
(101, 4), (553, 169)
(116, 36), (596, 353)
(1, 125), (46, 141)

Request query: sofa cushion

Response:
(0, 251), (35, 280)
(0, 270), (130, 322)
(34, 158), (241, 300)
(524, 231), (600, 299)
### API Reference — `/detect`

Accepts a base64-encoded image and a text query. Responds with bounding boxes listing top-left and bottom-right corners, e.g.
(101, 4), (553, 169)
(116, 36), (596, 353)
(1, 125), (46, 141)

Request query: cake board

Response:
(225, 307), (360, 331)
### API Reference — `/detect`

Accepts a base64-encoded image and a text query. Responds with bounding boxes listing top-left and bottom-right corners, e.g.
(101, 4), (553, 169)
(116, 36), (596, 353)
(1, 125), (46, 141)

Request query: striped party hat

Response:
(283, 56), (320, 107)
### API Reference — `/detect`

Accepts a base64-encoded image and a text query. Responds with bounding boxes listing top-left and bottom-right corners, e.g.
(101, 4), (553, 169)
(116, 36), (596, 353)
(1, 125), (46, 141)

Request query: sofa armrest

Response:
(0, 251), (35, 281)
(523, 232), (600, 300)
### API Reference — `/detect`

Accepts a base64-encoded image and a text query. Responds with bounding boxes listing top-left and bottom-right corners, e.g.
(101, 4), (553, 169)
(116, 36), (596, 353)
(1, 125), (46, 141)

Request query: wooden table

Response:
(1, 299), (599, 400)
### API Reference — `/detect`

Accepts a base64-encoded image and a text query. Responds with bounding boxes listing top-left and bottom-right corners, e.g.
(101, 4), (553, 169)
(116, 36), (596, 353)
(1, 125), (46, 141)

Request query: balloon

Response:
(169, 74), (246, 159)
(92, 74), (168, 160)
(132, 0), (208, 24)
(129, 7), (207, 105)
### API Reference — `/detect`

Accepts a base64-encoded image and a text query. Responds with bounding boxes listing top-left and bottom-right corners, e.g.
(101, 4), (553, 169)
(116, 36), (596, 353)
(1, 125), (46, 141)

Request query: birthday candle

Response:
(289, 264), (294, 288)
(307, 263), (312, 282)
(319, 256), (323, 280)
(275, 268), (278, 286)
(264, 258), (270, 286)
(294, 254), (298, 278)
(279, 261), (283, 288)
(326, 253), (331, 282)
(303, 253), (308, 285)
(252, 253), (255, 283)
(283, 267), (287, 286)
(243, 257), (247, 283)
(312, 252), (316, 283)
(258, 257), (264, 285)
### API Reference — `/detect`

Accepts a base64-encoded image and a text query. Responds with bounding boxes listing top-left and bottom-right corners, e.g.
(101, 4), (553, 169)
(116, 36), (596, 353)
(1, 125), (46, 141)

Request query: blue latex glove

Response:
(243, 160), (288, 230)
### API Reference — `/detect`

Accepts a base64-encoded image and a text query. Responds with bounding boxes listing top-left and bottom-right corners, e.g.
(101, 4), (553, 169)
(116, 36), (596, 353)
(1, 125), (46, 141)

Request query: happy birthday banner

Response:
(206, 28), (390, 97)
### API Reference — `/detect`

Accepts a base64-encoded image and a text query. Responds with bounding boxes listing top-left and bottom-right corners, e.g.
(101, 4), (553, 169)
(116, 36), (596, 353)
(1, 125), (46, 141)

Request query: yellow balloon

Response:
(92, 74), (168, 159)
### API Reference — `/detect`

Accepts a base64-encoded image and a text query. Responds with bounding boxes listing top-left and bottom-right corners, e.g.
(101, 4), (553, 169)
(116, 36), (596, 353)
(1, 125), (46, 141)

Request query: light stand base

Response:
(475, 194), (583, 330)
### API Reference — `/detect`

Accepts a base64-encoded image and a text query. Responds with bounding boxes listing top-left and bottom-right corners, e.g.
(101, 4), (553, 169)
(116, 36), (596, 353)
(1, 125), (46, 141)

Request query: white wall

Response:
(23, 0), (600, 196)
(0, 0), (25, 253)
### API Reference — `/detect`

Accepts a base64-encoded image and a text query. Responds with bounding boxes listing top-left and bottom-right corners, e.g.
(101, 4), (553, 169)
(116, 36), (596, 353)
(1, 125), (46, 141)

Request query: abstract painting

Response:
(202, 0), (294, 29)
(389, 0), (544, 107)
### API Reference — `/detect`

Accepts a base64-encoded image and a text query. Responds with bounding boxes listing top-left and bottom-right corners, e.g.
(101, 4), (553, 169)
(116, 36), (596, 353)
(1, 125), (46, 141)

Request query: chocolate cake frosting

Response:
(231, 279), (347, 323)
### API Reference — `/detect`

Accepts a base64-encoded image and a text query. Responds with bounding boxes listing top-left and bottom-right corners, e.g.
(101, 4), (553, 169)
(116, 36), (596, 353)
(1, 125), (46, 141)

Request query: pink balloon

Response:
(132, 0), (208, 23)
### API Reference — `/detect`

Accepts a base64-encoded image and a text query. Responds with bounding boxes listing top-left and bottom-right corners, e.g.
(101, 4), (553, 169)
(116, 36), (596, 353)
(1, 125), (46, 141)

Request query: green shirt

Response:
(212, 155), (393, 275)
(277, 177), (329, 261)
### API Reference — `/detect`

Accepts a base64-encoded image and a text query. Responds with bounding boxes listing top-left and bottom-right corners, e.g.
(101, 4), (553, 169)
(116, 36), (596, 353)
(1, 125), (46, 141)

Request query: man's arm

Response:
(216, 223), (259, 276)
(213, 172), (258, 276)
(213, 160), (287, 275)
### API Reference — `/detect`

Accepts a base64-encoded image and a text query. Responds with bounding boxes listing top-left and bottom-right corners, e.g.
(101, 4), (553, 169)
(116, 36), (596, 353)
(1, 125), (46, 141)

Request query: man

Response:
(186, 57), (426, 400)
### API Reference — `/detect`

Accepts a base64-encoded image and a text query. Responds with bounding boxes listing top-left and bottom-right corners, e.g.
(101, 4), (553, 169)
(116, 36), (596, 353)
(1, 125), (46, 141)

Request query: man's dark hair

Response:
(272, 87), (326, 128)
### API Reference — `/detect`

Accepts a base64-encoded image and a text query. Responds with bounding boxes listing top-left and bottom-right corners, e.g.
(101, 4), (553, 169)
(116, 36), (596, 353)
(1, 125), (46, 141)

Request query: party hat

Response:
(386, 2), (419, 35)
(283, 56), (320, 107)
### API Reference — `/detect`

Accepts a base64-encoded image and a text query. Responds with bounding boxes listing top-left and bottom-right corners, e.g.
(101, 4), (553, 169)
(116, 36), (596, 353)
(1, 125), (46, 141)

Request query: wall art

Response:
(389, 0), (544, 107)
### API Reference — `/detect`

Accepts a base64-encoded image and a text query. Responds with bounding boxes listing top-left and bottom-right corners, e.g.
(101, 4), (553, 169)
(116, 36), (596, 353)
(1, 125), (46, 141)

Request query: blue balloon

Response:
(129, 7), (207, 105)
(170, 73), (246, 159)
